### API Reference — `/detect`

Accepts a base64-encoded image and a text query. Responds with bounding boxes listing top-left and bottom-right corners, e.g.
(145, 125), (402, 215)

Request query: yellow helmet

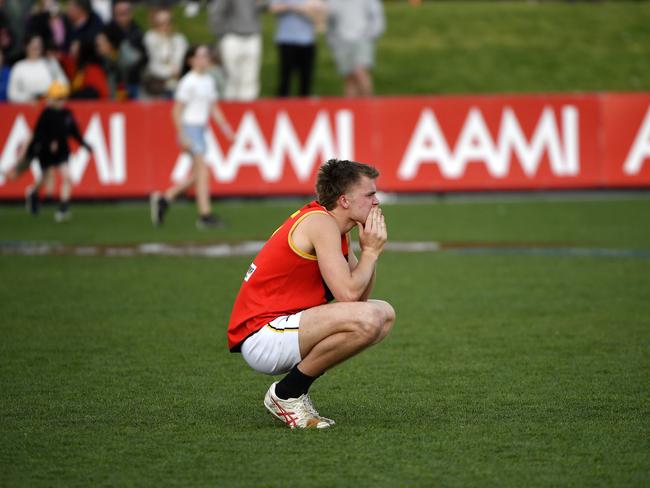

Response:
(47, 80), (70, 100)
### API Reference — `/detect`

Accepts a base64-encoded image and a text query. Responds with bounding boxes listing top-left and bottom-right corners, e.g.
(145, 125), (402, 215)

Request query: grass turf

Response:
(1, 197), (649, 486)
(136, 1), (650, 97)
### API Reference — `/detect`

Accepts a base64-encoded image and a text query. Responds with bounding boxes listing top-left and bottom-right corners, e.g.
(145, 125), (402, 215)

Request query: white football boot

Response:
(264, 382), (335, 429)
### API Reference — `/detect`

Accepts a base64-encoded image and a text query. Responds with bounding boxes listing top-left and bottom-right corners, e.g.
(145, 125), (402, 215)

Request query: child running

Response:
(7, 80), (92, 222)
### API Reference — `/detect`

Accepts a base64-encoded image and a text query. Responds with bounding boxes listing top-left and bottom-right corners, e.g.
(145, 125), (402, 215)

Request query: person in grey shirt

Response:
(269, 0), (326, 97)
(208, 0), (263, 101)
(326, 0), (384, 97)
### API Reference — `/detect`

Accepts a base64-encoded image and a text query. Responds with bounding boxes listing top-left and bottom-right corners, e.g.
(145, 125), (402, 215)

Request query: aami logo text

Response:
(398, 106), (579, 180)
(0, 113), (125, 185)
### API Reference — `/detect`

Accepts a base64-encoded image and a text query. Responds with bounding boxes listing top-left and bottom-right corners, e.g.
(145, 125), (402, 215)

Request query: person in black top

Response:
(8, 80), (92, 222)
(99, 0), (147, 100)
(66, 0), (103, 51)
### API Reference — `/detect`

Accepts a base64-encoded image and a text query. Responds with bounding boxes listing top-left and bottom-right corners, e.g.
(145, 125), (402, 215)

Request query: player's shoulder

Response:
(299, 210), (338, 237)
(304, 210), (335, 223)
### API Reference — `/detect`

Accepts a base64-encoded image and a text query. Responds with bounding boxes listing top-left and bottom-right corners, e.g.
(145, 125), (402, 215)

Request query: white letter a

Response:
(624, 106), (650, 175)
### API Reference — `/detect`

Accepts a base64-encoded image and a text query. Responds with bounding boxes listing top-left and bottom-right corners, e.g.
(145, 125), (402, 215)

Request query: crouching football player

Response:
(227, 159), (395, 429)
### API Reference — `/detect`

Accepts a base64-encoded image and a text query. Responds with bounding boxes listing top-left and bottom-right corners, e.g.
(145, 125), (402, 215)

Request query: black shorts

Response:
(39, 158), (67, 170)
(37, 153), (70, 169)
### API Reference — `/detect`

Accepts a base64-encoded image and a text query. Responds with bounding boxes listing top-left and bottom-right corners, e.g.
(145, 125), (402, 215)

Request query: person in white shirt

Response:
(150, 44), (234, 229)
(142, 8), (188, 98)
(8, 34), (68, 103)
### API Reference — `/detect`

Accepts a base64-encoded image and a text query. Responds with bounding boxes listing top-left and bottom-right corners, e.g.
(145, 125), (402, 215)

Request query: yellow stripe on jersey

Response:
(287, 210), (330, 261)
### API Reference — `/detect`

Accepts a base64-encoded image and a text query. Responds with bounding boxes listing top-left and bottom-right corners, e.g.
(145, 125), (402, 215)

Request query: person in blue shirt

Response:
(269, 0), (327, 97)
(0, 49), (10, 101)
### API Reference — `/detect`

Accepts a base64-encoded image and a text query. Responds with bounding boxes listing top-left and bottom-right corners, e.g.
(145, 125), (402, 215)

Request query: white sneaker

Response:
(54, 210), (71, 223)
(263, 382), (333, 429)
(303, 393), (336, 426)
(150, 192), (169, 226)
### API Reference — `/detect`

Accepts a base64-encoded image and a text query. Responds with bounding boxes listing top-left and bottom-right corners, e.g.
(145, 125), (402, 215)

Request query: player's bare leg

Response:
(55, 164), (72, 222)
(164, 169), (196, 202)
(264, 299), (394, 428)
(298, 299), (395, 376)
(43, 168), (56, 198)
(344, 75), (359, 97)
(26, 168), (52, 215)
(151, 159), (196, 226)
(352, 68), (373, 97)
(193, 155), (211, 216)
(59, 164), (72, 202)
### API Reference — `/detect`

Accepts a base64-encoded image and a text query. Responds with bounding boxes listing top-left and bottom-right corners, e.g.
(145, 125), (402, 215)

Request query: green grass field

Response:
(138, 1), (650, 97)
(1, 196), (649, 486)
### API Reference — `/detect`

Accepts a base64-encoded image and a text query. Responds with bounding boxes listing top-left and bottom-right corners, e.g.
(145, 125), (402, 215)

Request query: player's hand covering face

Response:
(357, 206), (387, 256)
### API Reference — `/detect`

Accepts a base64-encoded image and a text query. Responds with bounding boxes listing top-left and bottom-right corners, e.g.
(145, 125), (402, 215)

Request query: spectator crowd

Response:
(0, 0), (385, 103)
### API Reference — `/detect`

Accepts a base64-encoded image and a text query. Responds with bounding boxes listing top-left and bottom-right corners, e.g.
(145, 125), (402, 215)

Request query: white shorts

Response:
(241, 312), (302, 376)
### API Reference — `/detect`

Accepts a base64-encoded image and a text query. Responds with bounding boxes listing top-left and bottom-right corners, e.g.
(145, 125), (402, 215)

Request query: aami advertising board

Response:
(0, 93), (648, 198)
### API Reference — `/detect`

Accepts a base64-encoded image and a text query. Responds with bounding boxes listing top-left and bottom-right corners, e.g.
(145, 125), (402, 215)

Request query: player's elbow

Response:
(332, 286), (364, 303)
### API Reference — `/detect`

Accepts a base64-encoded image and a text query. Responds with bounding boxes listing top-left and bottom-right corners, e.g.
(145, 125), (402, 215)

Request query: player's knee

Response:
(355, 302), (390, 344)
(374, 300), (396, 340)
(381, 301), (396, 325)
(371, 300), (395, 327)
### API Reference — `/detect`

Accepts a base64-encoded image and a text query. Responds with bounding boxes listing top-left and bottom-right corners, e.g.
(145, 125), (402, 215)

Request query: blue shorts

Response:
(182, 125), (207, 155)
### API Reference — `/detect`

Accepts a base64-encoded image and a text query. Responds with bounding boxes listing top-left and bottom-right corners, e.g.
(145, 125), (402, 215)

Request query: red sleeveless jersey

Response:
(227, 201), (349, 351)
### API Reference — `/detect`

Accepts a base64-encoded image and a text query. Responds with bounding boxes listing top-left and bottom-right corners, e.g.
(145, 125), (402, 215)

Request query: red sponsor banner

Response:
(0, 93), (648, 199)
(373, 94), (600, 191)
(601, 93), (650, 187)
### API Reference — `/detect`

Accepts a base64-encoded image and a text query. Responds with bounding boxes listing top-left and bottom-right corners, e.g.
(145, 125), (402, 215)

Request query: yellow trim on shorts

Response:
(287, 211), (330, 261)
(266, 323), (300, 333)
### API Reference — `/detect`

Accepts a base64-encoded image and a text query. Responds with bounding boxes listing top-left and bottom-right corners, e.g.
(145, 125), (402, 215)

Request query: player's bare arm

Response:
(348, 251), (376, 301)
(295, 209), (386, 302)
(171, 101), (191, 150)
(211, 105), (234, 140)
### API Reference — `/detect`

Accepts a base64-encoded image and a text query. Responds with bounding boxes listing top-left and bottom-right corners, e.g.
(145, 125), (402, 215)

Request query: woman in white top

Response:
(142, 8), (188, 97)
(150, 44), (234, 229)
(8, 34), (68, 103)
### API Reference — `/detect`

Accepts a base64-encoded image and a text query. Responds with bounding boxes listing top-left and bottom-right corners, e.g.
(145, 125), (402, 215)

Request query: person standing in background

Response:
(150, 44), (234, 229)
(269, 0), (327, 97)
(1, 0), (37, 65)
(69, 39), (109, 99)
(8, 34), (68, 102)
(0, 49), (10, 100)
(25, 0), (71, 56)
(208, 0), (263, 101)
(142, 7), (188, 98)
(100, 0), (147, 99)
(326, 0), (384, 97)
(66, 0), (104, 49)
(90, 0), (112, 23)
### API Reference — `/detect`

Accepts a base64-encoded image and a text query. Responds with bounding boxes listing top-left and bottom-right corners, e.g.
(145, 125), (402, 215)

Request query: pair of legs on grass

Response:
(344, 67), (373, 97)
(244, 299), (395, 429)
(151, 127), (223, 229)
(26, 163), (72, 222)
